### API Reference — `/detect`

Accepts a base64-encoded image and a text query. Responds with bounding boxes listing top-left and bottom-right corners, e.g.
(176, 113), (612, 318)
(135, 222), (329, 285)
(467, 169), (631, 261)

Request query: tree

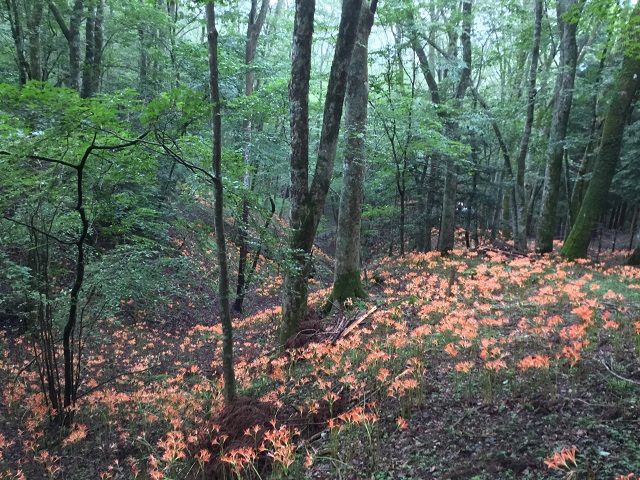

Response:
(438, 0), (472, 254)
(47, 0), (84, 92)
(330, 0), (377, 304)
(0, 84), (148, 425)
(3, 0), (45, 84)
(234, 0), (270, 314)
(280, 0), (362, 345)
(568, 26), (613, 228)
(561, 2), (640, 261)
(206, 0), (235, 403)
(513, 0), (543, 252)
(535, 0), (584, 254)
(81, 0), (104, 98)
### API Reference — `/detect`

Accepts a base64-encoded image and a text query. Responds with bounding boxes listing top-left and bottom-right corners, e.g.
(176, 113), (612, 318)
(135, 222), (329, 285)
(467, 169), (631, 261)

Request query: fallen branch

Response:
(331, 306), (377, 344)
(600, 359), (640, 385)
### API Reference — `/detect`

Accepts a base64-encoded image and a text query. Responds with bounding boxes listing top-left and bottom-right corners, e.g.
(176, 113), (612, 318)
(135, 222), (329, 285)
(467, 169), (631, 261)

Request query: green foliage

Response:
(87, 242), (189, 320)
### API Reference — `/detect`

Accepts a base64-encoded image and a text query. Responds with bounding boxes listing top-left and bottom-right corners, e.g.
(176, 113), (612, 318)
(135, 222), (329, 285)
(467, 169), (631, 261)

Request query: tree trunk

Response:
(629, 207), (638, 251)
(438, 159), (458, 252)
(27, 0), (44, 81)
(425, 155), (439, 251)
(281, 0), (362, 345)
(399, 186), (406, 255)
(138, 0), (148, 101)
(491, 167), (505, 240)
(81, 0), (103, 98)
(206, 1), (235, 403)
(330, 0), (376, 303)
(47, 0), (84, 92)
(513, 0), (542, 252)
(561, 2), (640, 260)
(414, 159), (430, 252)
(81, 4), (94, 98)
(5, 0), (30, 84)
(536, 0), (583, 253)
(439, 0), (472, 254)
(568, 34), (610, 226)
(234, 0), (270, 313)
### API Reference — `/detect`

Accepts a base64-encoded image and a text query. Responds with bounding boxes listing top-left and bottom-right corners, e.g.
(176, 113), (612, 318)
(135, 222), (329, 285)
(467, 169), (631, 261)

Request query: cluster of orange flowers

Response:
(2, 245), (640, 479)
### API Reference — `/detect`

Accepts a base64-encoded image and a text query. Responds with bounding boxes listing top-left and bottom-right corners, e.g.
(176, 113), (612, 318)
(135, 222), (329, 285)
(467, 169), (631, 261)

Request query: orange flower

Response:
(62, 423), (88, 446)
(484, 359), (507, 372)
(544, 447), (577, 471)
(304, 453), (314, 468)
(571, 305), (593, 323)
(444, 343), (459, 357)
(396, 416), (409, 431)
(195, 448), (211, 465)
(455, 361), (474, 373)
(517, 354), (550, 371)
(376, 368), (391, 382)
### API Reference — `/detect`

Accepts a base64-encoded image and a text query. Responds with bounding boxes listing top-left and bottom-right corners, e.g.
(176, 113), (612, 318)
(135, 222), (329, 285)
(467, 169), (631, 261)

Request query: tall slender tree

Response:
(330, 0), (377, 304)
(536, 0), (584, 254)
(81, 0), (104, 98)
(513, 0), (543, 252)
(438, 0), (472, 254)
(47, 0), (84, 92)
(235, 0), (270, 313)
(206, 0), (235, 403)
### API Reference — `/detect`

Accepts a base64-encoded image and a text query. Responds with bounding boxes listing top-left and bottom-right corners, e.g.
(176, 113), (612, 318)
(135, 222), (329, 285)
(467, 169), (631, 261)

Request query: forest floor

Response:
(1, 239), (639, 479)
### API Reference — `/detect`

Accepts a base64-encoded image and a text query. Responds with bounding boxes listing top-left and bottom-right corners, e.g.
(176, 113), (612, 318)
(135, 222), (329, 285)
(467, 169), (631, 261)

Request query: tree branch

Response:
(1, 215), (76, 245)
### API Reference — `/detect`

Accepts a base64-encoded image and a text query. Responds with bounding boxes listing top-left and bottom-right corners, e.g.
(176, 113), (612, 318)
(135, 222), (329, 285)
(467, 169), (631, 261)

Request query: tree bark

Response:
(513, 0), (542, 252)
(536, 0), (584, 253)
(81, 0), (103, 98)
(439, 0), (472, 254)
(330, 0), (376, 303)
(206, 1), (235, 403)
(409, 25), (441, 253)
(568, 34), (610, 226)
(561, 2), (640, 260)
(5, 0), (30, 84)
(234, 0), (270, 313)
(138, 0), (148, 101)
(27, 0), (44, 81)
(47, 0), (84, 92)
(281, 0), (362, 345)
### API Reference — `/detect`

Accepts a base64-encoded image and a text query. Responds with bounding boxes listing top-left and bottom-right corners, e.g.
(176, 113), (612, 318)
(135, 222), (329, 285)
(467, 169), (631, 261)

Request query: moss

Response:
(625, 248), (640, 266)
(329, 270), (367, 304)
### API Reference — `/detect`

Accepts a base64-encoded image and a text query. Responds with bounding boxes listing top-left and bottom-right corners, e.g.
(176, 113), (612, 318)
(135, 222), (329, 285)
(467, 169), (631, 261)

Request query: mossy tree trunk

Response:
(81, 0), (104, 98)
(561, 2), (640, 261)
(568, 34), (610, 228)
(330, 0), (377, 304)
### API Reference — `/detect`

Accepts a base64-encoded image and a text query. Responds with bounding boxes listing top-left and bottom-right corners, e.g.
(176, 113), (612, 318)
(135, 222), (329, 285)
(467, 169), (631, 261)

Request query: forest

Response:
(0, 0), (639, 478)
